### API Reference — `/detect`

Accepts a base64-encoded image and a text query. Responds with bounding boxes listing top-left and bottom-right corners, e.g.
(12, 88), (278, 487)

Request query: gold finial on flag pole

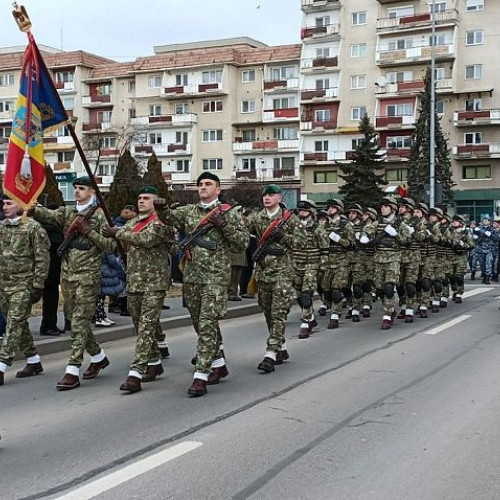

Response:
(12, 3), (32, 33)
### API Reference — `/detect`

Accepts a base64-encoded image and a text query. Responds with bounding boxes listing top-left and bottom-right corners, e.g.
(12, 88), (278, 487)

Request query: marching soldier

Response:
(245, 184), (305, 373)
(104, 186), (176, 393)
(346, 203), (363, 321)
(438, 211), (453, 308)
(32, 176), (116, 390)
(155, 172), (248, 396)
(426, 207), (445, 313)
(0, 196), (50, 386)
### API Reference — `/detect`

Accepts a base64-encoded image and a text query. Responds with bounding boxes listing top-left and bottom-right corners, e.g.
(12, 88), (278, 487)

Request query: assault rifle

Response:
(179, 201), (238, 261)
(57, 204), (100, 259)
(252, 209), (292, 263)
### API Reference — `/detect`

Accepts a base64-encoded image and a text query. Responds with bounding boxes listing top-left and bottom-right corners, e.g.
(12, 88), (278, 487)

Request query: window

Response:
(97, 164), (116, 177)
(466, 30), (484, 46)
(315, 16), (330, 27)
(465, 64), (483, 79)
(97, 110), (112, 123)
(436, 100), (445, 115)
(202, 129), (223, 142)
(62, 97), (74, 110)
(98, 83), (112, 95)
(314, 109), (330, 121)
(466, 98), (482, 111)
(429, 2), (446, 13)
(435, 67), (446, 80)
(387, 71), (413, 84)
(463, 165), (490, 179)
(429, 34), (446, 46)
(386, 103), (413, 116)
(465, 132), (482, 144)
(0, 153), (4, 164)
(272, 97), (295, 110)
(387, 136), (412, 148)
(314, 171), (337, 183)
(388, 6), (414, 18)
(148, 75), (162, 88)
(315, 47), (330, 58)
(466, 0), (484, 12)
(386, 169), (408, 182)
(176, 160), (190, 172)
(129, 108), (136, 119)
(351, 106), (367, 120)
(242, 100), (256, 113)
(175, 103), (188, 114)
(242, 70), (256, 83)
(242, 158), (256, 170)
(99, 137), (117, 149)
(202, 100), (223, 112)
(202, 70), (222, 84)
(314, 140), (328, 152)
(388, 38), (413, 50)
(0, 101), (14, 112)
(351, 44), (367, 58)
(57, 126), (70, 137)
(202, 158), (222, 171)
(315, 78), (330, 90)
(242, 129), (256, 142)
(128, 81), (135, 93)
(0, 74), (14, 86)
(55, 72), (73, 84)
(274, 157), (295, 170)
(351, 75), (366, 89)
(149, 133), (162, 144)
(352, 11), (366, 25)
(351, 138), (363, 149)
(176, 131), (188, 144)
(57, 151), (75, 163)
(175, 74), (188, 86)
(273, 127), (297, 140)
(270, 66), (296, 80)
(0, 126), (11, 138)
(149, 105), (162, 116)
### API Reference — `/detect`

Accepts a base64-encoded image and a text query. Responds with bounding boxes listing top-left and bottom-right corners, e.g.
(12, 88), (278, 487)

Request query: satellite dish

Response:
(375, 76), (387, 87)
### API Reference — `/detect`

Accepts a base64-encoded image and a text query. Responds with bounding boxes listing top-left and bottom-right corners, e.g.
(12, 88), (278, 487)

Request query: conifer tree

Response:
(40, 164), (65, 207)
(338, 114), (386, 205)
(142, 152), (172, 204)
(407, 67), (454, 201)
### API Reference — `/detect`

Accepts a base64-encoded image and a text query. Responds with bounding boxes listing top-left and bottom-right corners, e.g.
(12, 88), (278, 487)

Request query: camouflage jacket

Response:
(33, 205), (116, 284)
(115, 211), (176, 293)
(163, 202), (249, 285)
(292, 220), (329, 270)
(400, 213), (426, 264)
(0, 217), (50, 293)
(246, 207), (306, 284)
(324, 215), (355, 265)
(447, 226), (475, 259)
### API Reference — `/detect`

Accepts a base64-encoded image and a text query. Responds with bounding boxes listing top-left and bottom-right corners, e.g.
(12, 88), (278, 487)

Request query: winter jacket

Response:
(100, 252), (126, 296)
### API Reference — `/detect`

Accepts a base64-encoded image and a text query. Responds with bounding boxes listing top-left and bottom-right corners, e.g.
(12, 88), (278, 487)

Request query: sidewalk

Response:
(12, 294), (260, 359)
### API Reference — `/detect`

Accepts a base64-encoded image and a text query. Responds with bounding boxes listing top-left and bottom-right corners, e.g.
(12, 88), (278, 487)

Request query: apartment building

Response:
(300, 0), (500, 219)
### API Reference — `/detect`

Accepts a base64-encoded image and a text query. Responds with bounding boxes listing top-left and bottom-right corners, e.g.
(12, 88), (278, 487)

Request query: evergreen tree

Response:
(107, 149), (144, 216)
(40, 164), (65, 207)
(142, 152), (172, 204)
(407, 67), (454, 201)
(338, 114), (386, 205)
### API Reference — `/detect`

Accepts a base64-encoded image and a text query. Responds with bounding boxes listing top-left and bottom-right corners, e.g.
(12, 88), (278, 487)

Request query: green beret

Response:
(72, 176), (92, 187)
(197, 172), (220, 185)
(138, 186), (158, 196)
(262, 184), (281, 195)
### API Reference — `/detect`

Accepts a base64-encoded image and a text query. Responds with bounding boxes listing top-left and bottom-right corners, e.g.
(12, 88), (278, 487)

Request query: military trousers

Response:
(184, 283), (226, 374)
(449, 256), (467, 295)
(418, 257), (439, 306)
(352, 256), (374, 311)
(61, 278), (102, 367)
(374, 259), (400, 315)
(0, 289), (37, 366)
(257, 277), (292, 352)
(398, 259), (420, 309)
(128, 290), (165, 374)
(292, 265), (317, 323)
(322, 261), (349, 314)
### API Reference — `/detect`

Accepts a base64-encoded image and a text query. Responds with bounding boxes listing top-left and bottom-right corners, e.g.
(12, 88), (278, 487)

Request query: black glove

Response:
(153, 198), (168, 210)
(103, 226), (119, 238)
(206, 211), (227, 229)
(74, 217), (92, 236)
(30, 288), (43, 304)
(269, 226), (285, 242)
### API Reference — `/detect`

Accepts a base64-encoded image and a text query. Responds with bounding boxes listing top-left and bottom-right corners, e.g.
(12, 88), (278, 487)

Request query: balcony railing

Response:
(82, 122), (113, 132)
(300, 120), (337, 131)
(262, 107), (299, 122)
(376, 44), (454, 66)
(263, 77), (299, 91)
(302, 151), (355, 162)
(53, 162), (74, 171)
(273, 168), (296, 178)
(233, 139), (299, 152)
(82, 94), (112, 106)
(301, 56), (339, 70)
(301, 0), (340, 10)
(170, 172), (191, 182)
(0, 110), (14, 122)
(375, 115), (416, 128)
(161, 83), (223, 97)
(376, 9), (458, 32)
(454, 143), (500, 158)
(301, 23), (340, 40)
(235, 170), (257, 179)
(382, 148), (411, 160)
(54, 81), (75, 91)
(454, 109), (500, 127)
(301, 87), (338, 101)
(130, 113), (197, 127)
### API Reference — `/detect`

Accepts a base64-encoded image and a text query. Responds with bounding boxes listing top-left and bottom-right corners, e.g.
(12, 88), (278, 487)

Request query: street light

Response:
(429, 0), (436, 208)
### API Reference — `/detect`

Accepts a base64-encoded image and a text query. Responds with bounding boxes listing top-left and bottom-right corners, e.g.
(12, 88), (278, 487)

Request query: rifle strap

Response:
(132, 212), (158, 233)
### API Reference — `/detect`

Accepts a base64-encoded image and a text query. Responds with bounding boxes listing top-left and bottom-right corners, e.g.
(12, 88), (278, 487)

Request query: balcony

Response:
(161, 82), (224, 98)
(375, 80), (424, 95)
(454, 109), (500, 127)
(0, 110), (14, 123)
(133, 143), (192, 156)
(170, 172), (191, 182)
(235, 170), (257, 180)
(376, 9), (458, 33)
(262, 107), (299, 122)
(376, 115), (416, 129)
(263, 77), (299, 92)
(232, 139), (299, 153)
(301, 87), (338, 102)
(101, 148), (120, 156)
(133, 145), (153, 155)
(54, 81), (75, 92)
(273, 168), (296, 178)
(301, 56), (339, 70)
(301, 23), (340, 41)
(302, 150), (355, 162)
(53, 162), (74, 171)
(382, 148), (411, 161)
(453, 143), (500, 159)
(130, 113), (197, 128)
(301, 0), (340, 12)
(82, 94), (112, 107)
(300, 120), (337, 132)
(82, 122), (113, 132)
(376, 44), (455, 67)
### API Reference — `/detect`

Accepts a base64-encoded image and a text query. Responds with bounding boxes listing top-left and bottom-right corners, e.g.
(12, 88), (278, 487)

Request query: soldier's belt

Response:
(265, 244), (286, 257)
(328, 246), (344, 254)
(68, 240), (91, 251)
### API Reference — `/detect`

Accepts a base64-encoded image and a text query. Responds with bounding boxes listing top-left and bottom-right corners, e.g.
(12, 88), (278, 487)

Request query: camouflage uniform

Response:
(0, 218), (49, 371)
(421, 217), (443, 313)
(164, 202), (248, 379)
(115, 211), (175, 377)
(438, 218), (453, 307)
(33, 205), (116, 369)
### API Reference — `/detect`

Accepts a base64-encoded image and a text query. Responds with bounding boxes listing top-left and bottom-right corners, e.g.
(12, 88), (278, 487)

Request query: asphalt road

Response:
(2, 283), (500, 500)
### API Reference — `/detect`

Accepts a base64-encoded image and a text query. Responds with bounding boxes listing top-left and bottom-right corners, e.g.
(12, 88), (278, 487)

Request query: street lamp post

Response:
(429, 0), (436, 208)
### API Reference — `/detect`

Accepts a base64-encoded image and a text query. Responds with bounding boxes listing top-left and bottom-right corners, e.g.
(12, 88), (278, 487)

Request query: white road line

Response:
(462, 287), (492, 298)
(423, 315), (472, 336)
(55, 441), (202, 500)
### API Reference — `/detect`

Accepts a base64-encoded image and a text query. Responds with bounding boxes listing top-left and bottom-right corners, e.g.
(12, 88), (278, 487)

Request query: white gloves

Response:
(459, 240), (465, 247)
(329, 231), (341, 243)
(407, 226), (415, 235)
(384, 225), (398, 237)
(473, 235), (479, 240)
(485, 231), (491, 237)
(355, 232), (360, 240)
(360, 235), (369, 244)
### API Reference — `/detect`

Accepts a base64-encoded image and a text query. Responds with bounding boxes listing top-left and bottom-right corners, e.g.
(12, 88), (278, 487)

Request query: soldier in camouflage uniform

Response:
(414, 203), (434, 318)
(245, 184), (305, 373)
(345, 203), (363, 321)
(360, 197), (411, 330)
(292, 200), (329, 339)
(424, 207), (444, 314)
(438, 211), (453, 308)
(321, 199), (355, 329)
(316, 209), (330, 307)
(448, 214), (475, 303)
(0, 197), (50, 386)
(156, 172), (248, 397)
(396, 198), (426, 323)
(32, 176), (116, 391)
(105, 186), (176, 393)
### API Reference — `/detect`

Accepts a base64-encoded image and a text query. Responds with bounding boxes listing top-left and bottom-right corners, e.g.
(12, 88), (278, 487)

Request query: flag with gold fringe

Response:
(3, 33), (68, 209)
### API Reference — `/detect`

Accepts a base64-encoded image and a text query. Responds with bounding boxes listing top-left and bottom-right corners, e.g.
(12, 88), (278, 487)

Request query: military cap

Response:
(347, 203), (363, 215)
(399, 197), (416, 209)
(297, 199), (317, 211)
(72, 176), (93, 187)
(416, 202), (429, 214)
(197, 172), (220, 185)
(326, 199), (344, 211)
(363, 207), (378, 220)
(123, 204), (137, 211)
(379, 196), (398, 209)
(262, 183), (281, 195)
(452, 214), (465, 224)
(317, 210), (329, 220)
(138, 185), (158, 196)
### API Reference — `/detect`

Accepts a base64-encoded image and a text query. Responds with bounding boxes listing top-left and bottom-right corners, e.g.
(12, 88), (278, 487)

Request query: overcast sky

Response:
(2, 0), (302, 60)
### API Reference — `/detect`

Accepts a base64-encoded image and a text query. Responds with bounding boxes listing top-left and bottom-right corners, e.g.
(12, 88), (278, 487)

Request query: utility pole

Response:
(429, 0), (436, 208)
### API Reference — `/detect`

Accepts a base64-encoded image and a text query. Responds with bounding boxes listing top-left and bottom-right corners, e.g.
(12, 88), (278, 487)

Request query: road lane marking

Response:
(54, 441), (202, 500)
(423, 315), (472, 336)
(462, 287), (492, 298)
